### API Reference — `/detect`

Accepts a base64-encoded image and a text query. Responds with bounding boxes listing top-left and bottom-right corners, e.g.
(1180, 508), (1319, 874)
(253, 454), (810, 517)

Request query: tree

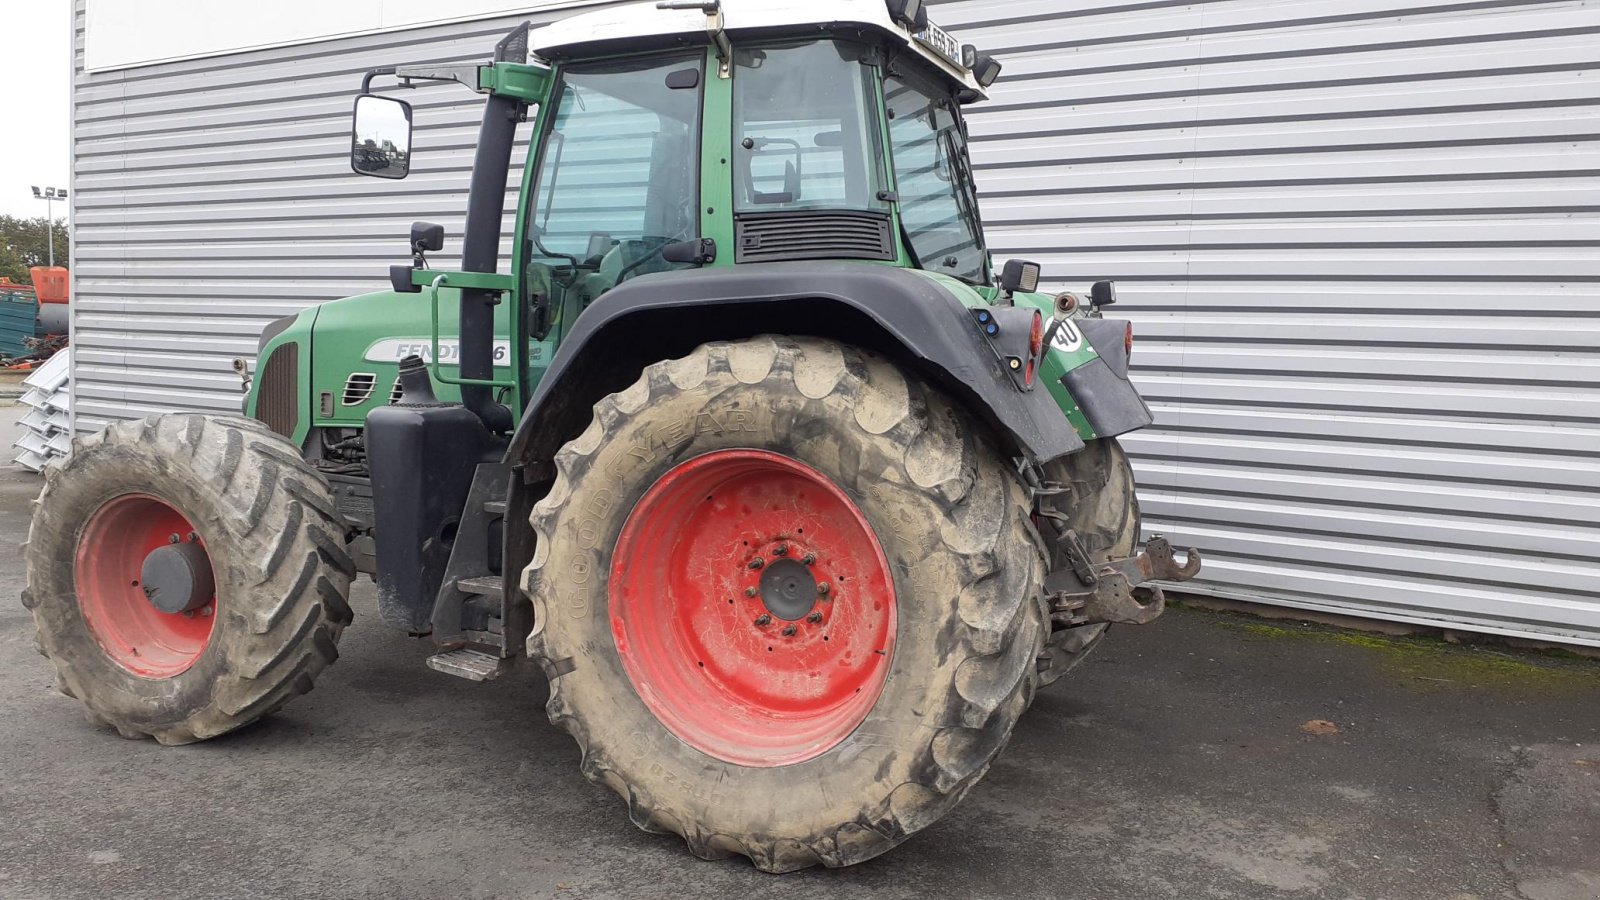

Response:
(0, 216), (70, 284)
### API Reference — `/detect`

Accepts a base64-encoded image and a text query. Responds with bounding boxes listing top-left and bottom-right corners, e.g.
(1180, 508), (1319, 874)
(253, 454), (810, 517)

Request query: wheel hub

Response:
(139, 540), (216, 615)
(74, 494), (217, 678)
(757, 558), (814, 621)
(609, 449), (897, 767)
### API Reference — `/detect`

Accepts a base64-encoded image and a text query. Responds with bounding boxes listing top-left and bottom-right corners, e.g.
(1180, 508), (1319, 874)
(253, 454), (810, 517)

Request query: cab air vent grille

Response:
(735, 212), (894, 263)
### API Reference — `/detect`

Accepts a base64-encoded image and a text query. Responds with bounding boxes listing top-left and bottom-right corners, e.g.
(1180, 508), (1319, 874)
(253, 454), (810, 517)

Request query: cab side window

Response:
(884, 75), (986, 283)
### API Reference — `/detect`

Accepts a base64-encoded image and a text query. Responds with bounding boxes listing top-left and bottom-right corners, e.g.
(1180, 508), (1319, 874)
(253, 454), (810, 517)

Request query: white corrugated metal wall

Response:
(72, 1), (1600, 645)
(939, 0), (1600, 645)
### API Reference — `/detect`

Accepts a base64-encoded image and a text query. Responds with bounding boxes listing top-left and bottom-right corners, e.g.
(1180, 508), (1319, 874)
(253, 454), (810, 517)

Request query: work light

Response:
(973, 54), (1002, 88)
(1001, 259), (1041, 295)
(885, 0), (928, 31)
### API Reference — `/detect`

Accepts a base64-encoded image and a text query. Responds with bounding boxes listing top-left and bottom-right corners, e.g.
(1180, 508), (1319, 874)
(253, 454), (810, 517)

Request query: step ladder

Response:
(426, 572), (509, 681)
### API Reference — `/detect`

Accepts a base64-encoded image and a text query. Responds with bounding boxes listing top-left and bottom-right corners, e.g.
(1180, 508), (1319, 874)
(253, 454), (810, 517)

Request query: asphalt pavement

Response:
(2, 406), (1597, 899)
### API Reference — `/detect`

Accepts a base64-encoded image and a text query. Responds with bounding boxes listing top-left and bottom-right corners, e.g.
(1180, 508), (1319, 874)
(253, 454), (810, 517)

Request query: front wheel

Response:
(23, 415), (355, 745)
(524, 337), (1047, 872)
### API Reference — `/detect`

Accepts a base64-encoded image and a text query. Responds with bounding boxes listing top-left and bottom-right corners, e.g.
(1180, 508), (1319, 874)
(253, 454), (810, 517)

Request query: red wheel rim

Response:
(609, 450), (896, 767)
(74, 494), (216, 678)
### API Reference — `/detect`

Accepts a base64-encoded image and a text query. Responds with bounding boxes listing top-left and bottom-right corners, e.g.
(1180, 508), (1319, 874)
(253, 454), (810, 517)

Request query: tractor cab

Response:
(522, 27), (999, 342)
(519, 0), (1003, 300)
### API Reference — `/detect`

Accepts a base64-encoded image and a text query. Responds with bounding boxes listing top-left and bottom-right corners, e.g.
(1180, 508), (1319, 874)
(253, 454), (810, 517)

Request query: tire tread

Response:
(525, 338), (1045, 872)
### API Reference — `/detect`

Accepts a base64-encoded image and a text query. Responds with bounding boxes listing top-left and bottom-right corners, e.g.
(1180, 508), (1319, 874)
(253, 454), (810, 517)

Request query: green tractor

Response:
(24, 0), (1199, 872)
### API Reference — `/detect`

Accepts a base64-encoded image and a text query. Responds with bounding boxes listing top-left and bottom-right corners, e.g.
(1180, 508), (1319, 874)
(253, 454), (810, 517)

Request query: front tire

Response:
(23, 415), (355, 745)
(525, 337), (1047, 872)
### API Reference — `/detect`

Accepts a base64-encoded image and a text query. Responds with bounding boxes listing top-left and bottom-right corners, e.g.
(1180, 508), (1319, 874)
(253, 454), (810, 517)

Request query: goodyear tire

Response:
(525, 336), (1048, 872)
(1036, 438), (1141, 686)
(22, 414), (354, 745)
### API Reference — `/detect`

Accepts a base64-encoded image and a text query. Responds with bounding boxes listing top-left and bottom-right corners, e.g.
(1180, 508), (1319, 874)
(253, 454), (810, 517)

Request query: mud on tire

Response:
(23, 414), (355, 745)
(524, 336), (1048, 872)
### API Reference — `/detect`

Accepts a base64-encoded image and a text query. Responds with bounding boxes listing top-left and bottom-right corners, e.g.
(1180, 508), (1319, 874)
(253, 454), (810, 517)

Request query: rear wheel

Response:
(1036, 438), (1140, 686)
(525, 336), (1047, 872)
(23, 415), (354, 744)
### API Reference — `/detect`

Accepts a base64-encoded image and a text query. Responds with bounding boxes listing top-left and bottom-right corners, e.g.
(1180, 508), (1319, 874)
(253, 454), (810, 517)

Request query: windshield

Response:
(884, 73), (988, 284)
(731, 41), (889, 214)
(531, 55), (702, 270)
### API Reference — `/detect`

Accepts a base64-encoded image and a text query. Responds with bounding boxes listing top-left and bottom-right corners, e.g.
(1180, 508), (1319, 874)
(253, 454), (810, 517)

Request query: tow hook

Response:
(1045, 534), (1202, 627)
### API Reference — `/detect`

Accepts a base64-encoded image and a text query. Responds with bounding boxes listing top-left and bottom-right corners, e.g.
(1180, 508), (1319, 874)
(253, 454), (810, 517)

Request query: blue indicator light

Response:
(985, 324), (999, 336)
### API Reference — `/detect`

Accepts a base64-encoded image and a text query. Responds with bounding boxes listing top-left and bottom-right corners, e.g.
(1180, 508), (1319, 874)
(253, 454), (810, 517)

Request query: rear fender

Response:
(505, 262), (1087, 470)
(1064, 317), (1154, 439)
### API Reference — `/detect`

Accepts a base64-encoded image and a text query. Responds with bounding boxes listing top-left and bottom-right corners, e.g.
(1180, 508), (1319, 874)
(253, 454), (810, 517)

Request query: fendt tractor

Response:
(25, 0), (1200, 872)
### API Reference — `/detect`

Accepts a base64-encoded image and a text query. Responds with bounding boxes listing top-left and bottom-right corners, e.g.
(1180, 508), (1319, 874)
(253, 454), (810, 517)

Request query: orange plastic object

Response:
(29, 267), (68, 304)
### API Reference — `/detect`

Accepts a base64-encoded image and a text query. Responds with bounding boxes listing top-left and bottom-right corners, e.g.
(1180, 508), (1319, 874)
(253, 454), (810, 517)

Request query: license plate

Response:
(915, 23), (963, 69)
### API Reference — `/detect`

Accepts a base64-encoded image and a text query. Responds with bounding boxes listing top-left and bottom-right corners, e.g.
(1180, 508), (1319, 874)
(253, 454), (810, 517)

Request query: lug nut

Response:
(781, 625), (797, 637)
(817, 582), (830, 596)
(745, 587), (758, 598)
(773, 544), (789, 556)
(802, 553), (816, 565)
(748, 557), (765, 570)
(807, 611), (823, 624)
(755, 615), (771, 627)
(187, 532), (199, 543)
(168, 534), (181, 544)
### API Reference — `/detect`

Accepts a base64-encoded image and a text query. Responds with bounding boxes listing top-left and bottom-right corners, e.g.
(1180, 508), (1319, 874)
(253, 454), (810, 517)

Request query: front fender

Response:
(505, 262), (1086, 468)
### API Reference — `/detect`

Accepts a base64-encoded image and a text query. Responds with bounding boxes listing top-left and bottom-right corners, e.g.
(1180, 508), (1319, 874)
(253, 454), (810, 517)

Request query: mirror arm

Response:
(361, 65), (487, 95)
(395, 64), (489, 92)
(360, 67), (397, 94)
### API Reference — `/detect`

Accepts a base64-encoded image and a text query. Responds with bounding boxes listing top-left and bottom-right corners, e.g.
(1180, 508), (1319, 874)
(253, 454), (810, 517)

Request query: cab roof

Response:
(528, 0), (988, 100)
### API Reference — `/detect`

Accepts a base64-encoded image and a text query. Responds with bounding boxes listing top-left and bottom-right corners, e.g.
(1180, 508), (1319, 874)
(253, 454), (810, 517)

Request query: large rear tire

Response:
(23, 415), (355, 745)
(1035, 438), (1140, 686)
(524, 336), (1047, 872)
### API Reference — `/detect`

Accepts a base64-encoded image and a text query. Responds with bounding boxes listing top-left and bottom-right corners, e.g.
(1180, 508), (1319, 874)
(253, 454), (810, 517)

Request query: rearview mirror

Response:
(351, 95), (414, 180)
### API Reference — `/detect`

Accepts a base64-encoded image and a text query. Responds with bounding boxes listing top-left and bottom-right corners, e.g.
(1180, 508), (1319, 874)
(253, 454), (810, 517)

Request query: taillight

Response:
(1125, 322), (1134, 360)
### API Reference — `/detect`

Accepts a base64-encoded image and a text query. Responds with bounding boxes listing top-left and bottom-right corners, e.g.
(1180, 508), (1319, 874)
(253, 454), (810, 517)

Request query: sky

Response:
(0, 2), (72, 219)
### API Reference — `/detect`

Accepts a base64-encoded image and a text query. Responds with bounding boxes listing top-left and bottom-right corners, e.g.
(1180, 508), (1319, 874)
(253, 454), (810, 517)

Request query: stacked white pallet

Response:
(14, 350), (72, 473)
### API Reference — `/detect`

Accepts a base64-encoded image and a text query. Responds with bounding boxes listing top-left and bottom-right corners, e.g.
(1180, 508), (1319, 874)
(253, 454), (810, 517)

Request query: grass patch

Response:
(1173, 603), (1600, 696)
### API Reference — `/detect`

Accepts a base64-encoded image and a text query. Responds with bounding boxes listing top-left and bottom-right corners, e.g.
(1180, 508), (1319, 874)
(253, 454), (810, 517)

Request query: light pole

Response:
(30, 185), (68, 268)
